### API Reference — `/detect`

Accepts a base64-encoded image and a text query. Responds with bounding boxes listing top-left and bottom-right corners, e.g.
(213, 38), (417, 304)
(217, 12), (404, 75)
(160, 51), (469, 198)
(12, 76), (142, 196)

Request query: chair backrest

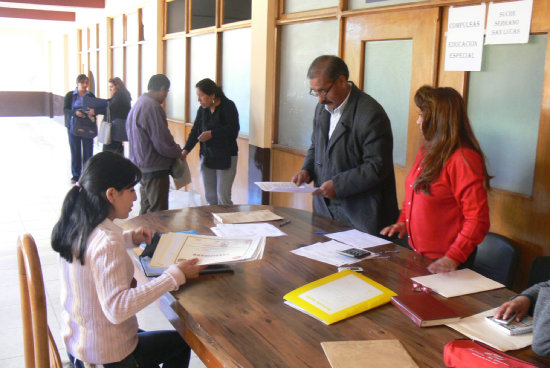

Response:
(17, 234), (62, 368)
(472, 232), (519, 289)
(527, 256), (550, 288)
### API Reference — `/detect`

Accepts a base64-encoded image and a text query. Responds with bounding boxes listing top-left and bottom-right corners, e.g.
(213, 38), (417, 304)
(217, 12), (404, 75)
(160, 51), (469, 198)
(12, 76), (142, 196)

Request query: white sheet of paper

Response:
(485, 0), (533, 45)
(325, 229), (391, 249)
(446, 307), (533, 351)
(291, 240), (379, 267)
(210, 223), (287, 237)
(411, 268), (504, 298)
(255, 181), (317, 193)
(298, 274), (383, 314)
(444, 3), (486, 71)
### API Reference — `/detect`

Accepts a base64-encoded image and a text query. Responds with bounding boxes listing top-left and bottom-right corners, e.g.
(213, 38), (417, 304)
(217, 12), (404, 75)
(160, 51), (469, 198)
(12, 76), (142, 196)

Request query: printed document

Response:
(325, 229), (391, 249)
(150, 233), (265, 267)
(411, 268), (504, 298)
(255, 181), (317, 193)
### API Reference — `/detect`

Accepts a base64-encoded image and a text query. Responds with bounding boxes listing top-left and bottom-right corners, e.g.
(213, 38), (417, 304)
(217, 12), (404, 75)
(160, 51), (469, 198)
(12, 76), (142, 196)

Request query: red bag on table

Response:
(444, 339), (540, 368)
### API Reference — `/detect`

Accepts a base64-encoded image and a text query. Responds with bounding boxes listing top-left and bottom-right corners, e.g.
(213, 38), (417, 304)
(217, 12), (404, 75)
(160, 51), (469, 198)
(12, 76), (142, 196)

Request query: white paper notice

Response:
(411, 268), (505, 298)
(444, 4), (486, 71)
(298, 274), (383, 314)
(485, 0), (533, 45)
(325, 229), (390, 249)
(446, 308), (533, 352)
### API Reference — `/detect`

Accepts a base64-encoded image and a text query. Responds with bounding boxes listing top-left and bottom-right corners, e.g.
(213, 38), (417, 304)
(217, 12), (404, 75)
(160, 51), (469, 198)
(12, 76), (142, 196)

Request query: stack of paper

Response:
(291, 240), (380, 267)
(210, 223), (286, 237)
(284, 270), (396, 324)
(410, 269), (504, 298)
(212, 209), (283, 224)
(150, 233), (266, 267)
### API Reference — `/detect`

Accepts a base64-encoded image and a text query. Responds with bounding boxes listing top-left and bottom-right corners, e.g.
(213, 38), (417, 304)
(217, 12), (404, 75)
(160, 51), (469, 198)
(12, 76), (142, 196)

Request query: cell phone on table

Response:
(336, 248), (371, 259)
(491, 313), (517, 325)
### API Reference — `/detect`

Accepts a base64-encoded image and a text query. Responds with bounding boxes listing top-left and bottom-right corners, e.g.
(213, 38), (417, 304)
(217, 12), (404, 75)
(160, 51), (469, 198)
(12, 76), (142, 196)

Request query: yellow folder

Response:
(283, 270), (397, 325)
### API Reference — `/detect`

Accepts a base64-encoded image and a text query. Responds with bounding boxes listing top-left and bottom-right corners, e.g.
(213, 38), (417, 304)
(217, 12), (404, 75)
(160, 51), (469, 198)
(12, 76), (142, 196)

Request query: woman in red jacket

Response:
(381, 86), (491, 274)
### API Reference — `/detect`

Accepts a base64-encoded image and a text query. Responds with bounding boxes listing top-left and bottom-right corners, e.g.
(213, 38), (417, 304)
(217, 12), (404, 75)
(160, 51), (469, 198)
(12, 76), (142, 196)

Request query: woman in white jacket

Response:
(51, 151), (204, 367)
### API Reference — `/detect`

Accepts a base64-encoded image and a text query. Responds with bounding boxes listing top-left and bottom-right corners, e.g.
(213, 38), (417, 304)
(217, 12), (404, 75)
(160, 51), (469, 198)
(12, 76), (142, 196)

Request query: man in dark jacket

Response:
(292, 55), (399, 234)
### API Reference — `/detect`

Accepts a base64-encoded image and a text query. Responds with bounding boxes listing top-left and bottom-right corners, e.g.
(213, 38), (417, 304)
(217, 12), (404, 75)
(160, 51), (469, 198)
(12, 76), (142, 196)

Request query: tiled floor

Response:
(0, 117), (206, 367)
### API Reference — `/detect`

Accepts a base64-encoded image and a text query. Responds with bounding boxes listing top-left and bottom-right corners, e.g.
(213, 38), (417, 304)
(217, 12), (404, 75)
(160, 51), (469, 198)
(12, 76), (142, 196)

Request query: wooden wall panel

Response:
(270, 147), (312, 211)
(343, 8), (440, 206)
(168, 120), (249, 206)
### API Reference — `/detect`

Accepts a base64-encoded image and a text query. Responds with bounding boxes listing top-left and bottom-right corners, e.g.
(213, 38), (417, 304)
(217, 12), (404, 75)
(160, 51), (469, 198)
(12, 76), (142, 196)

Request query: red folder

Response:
(391, 293), (460, 327)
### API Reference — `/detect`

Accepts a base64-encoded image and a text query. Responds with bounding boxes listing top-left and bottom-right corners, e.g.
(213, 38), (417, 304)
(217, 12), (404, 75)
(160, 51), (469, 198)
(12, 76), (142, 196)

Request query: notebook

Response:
(391, 293), (461, 327)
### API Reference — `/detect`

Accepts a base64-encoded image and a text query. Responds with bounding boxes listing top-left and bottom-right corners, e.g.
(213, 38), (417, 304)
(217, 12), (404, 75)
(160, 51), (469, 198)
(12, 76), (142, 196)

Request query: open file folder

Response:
(284, 270), (396, 325)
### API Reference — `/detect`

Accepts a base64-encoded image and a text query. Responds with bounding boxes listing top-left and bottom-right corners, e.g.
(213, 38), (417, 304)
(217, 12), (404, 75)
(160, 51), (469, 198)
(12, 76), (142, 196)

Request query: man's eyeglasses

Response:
(309, 79), (336, 98)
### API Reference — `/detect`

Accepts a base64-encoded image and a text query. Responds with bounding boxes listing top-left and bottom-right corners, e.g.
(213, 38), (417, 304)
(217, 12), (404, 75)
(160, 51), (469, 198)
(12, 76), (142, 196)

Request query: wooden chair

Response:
(17, 234), (63, 368)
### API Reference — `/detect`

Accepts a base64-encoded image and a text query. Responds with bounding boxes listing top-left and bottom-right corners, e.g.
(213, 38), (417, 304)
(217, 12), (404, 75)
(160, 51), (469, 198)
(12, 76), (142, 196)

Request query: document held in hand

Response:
(283, 270), (397, 325)
(149, 233), (266, 267)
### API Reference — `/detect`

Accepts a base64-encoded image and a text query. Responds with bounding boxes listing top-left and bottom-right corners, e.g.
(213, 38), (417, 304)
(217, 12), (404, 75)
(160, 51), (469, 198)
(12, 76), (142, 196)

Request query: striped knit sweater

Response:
(59, 219), (185, 364)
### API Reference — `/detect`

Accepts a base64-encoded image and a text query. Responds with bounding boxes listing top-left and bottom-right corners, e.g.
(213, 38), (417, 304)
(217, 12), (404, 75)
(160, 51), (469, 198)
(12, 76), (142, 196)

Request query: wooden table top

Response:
(122, 205), (550, 368)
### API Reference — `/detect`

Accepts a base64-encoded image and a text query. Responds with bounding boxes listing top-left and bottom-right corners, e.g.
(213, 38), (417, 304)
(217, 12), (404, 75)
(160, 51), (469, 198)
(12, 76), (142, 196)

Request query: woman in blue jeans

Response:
(51, 151), (204, 367)
(63, 74), (96, 184)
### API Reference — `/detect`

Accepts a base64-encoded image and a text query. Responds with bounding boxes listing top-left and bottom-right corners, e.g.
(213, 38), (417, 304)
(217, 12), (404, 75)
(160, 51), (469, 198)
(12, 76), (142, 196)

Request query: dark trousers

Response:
(139, 174), (170, 214)
(68, 129), (93, 181)
(70, 330), (190, 368)
(103, 140), (124, 156)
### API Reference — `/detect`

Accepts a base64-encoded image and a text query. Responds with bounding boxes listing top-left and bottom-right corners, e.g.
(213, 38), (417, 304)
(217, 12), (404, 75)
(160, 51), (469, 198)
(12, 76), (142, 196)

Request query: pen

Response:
(279, 220), (291, 227)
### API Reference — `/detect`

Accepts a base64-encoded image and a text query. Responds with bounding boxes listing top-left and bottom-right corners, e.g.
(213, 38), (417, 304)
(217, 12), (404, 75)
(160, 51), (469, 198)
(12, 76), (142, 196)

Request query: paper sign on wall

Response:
(444, 4), (486, 71)
(485, 0), (533, 45)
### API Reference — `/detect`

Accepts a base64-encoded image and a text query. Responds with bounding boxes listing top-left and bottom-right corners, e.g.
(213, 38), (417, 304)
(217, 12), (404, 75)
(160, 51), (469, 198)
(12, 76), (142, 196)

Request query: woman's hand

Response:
(75, 110), (85, 118)
(177, 258), (206, 279)
(427, 256), (458, 273)
(132, 227), (153, 246)
(494, 296), (531, 322)
(87, 108), (95, 117)
(198, 130), (212, 142)
(380, 222), (407, 238)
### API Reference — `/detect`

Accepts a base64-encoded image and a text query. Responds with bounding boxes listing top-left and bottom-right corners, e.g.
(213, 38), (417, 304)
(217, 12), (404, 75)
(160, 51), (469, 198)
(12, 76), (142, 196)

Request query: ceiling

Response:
(0, 0), (105, 22)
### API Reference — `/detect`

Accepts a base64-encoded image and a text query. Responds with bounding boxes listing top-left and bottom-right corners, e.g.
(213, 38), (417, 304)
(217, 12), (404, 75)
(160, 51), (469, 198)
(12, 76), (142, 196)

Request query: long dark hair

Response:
(414, 85), (491, 194)
(109, 77), (131, 101)
(51, 152), (141, 264)
(196, 78), (225, 99)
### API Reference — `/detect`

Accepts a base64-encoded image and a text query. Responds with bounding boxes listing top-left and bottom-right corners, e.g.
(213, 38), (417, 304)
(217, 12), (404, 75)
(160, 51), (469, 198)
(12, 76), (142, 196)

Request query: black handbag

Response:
(111, 118), (128, 142)
(70, 115), (97, 138)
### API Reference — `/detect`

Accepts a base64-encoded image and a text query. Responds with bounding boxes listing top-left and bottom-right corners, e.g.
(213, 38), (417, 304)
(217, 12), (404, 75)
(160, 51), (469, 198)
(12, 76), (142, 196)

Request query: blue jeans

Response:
(70, 330), (190, 368)
(68, 129), (93, 181)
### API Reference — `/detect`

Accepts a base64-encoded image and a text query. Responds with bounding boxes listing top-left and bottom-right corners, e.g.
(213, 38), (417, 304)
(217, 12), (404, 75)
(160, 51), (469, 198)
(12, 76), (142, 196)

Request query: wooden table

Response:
(122, 205), (550, 368)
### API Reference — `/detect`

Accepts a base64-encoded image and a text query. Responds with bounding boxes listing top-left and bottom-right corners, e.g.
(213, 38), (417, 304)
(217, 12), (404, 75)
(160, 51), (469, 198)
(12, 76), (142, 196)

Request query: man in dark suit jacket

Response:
(292, 55), (399, 234)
